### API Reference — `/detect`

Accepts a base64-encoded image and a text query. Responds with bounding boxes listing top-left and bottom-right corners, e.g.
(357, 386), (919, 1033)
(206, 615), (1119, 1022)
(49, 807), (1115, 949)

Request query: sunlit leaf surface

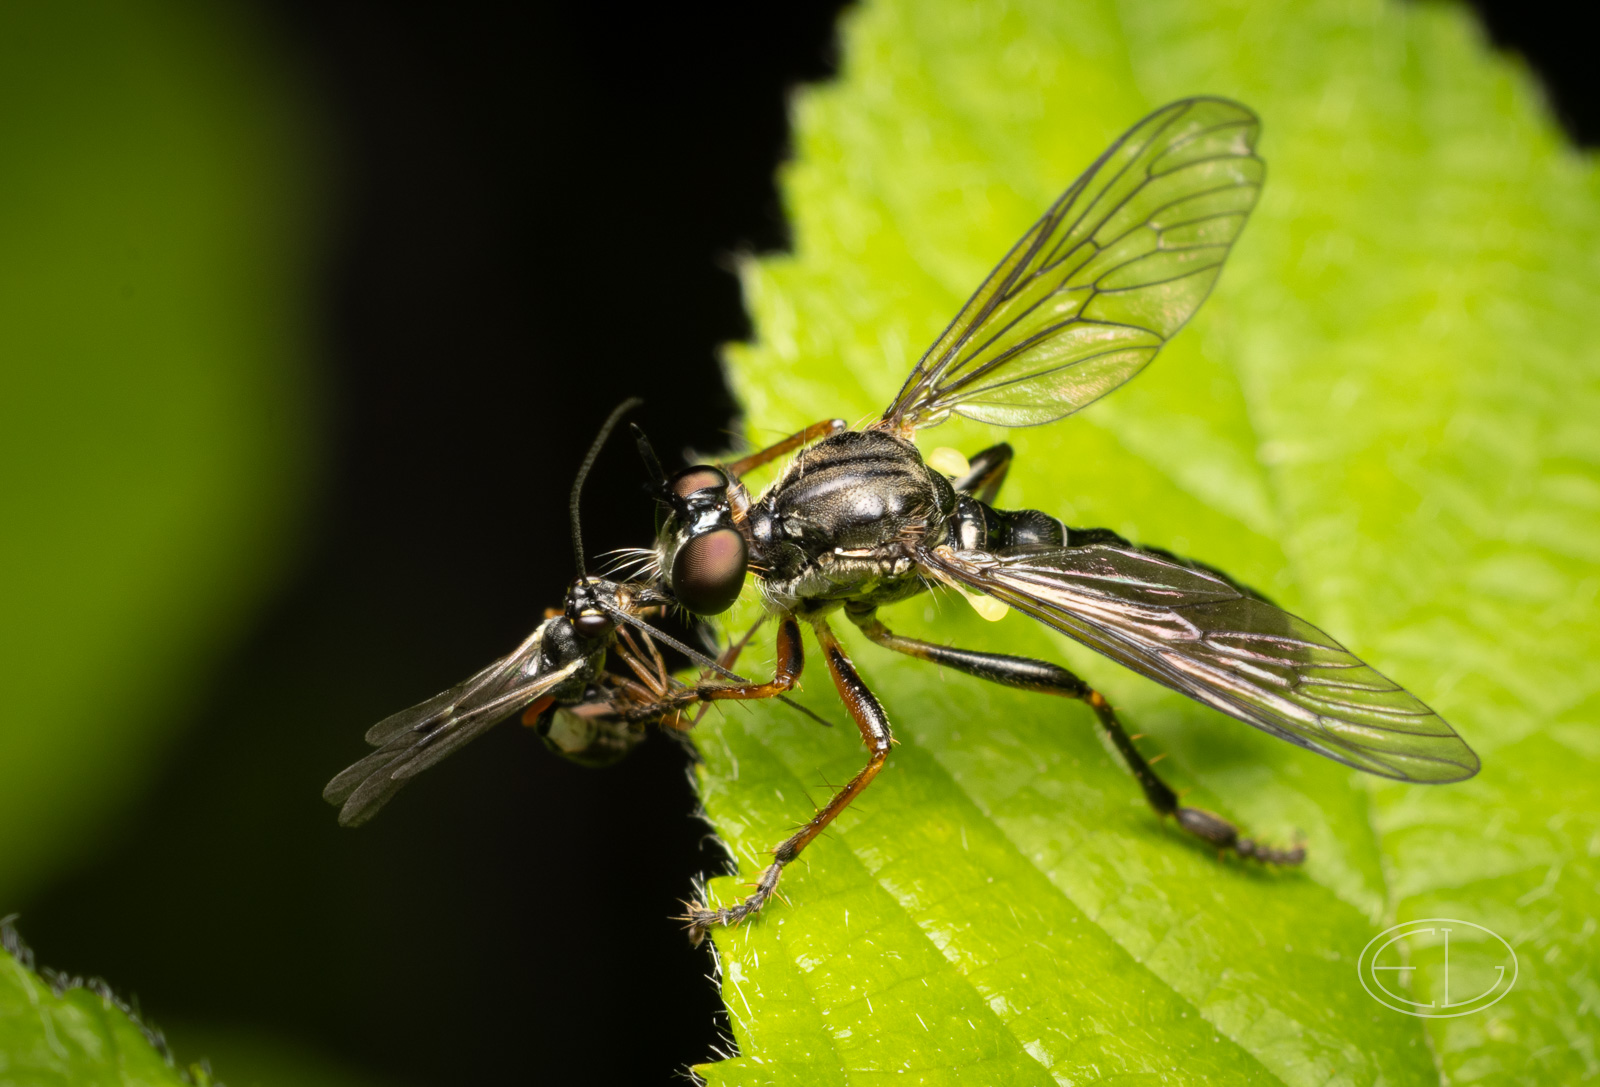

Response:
(692, 0), (1600, 1083)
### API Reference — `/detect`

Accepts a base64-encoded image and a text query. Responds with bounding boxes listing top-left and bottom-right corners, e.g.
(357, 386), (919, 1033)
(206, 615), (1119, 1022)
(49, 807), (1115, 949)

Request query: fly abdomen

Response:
(949, 497), (1066, 553)
(996, 508), (1066, 550)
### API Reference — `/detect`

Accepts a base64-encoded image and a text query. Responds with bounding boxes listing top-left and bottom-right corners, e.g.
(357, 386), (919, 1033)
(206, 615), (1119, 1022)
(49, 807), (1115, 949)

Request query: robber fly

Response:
(632, 98), (1480, 940)
(323, 401), (823, 827)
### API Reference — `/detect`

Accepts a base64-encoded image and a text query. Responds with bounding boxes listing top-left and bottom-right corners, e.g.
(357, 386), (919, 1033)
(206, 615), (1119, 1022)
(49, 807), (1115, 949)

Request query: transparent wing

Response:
(884, 98), (1263, 431)
(323, 623), (587, 826)
(923, 544), (1478, 783)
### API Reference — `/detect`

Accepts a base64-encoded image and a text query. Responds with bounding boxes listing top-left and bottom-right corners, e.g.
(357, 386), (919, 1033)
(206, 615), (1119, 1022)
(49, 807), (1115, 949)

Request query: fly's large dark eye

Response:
(670, 528), (748, 615)
(573, 612), (613, 639)
(669, 466), (728, 500)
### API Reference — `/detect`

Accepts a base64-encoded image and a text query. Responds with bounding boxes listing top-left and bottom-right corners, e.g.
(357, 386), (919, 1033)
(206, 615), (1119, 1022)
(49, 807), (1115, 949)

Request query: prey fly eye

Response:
(572, 612), (613, 639)
(670, 528), (748, 616)
(669, 466), (729, 501)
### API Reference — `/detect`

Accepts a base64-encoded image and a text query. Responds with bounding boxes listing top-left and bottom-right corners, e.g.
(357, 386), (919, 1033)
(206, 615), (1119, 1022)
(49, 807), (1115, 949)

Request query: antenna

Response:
(571, 398), (643, 576)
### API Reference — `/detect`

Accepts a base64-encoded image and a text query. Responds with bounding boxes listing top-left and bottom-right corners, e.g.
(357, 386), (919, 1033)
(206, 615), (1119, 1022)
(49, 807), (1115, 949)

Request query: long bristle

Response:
(598, 546), (661, 580)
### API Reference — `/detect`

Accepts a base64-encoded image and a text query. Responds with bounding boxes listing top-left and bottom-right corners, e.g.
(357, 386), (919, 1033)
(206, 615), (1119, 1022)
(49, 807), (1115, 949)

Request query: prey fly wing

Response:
(923, 543), (1479, 783)
(323, 624), (587, 826)
(883, 97), (1263, 432)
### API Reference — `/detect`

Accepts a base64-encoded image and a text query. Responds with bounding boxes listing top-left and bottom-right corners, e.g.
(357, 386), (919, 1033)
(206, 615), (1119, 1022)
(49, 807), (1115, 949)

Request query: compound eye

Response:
(670, 528), (748, 615)
(669, 466), (728, 501)
(573, 612), (613, 639)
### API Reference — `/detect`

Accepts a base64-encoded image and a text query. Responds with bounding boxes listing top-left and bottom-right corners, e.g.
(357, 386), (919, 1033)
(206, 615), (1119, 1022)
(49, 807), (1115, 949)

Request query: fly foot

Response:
(1176, 806), (1305, 866)
(679, 862), (784, 946)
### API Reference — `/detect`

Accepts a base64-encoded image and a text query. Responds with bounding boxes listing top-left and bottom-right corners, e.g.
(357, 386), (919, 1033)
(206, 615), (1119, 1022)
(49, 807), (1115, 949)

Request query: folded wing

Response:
(922, 544), (1478, 783)
(323, 624), (587, 826)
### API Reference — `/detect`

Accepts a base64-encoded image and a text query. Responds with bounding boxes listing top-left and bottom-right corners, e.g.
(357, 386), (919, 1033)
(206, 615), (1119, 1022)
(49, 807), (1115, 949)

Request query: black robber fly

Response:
(630, 98), (1480, 940)
(324, 401), (825, 827)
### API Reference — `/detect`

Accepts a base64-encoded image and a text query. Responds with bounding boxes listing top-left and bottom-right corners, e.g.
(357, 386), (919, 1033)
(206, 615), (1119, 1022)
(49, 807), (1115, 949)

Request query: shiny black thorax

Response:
(744, 429), (1068, 616)
(746, 430), (947, 614)
(534, 614), (608, 700)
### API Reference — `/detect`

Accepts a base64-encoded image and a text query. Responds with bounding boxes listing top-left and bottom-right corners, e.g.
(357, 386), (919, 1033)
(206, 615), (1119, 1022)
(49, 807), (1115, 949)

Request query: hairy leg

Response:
(848, 608), (1303, 865)
(689, 616), (804, 703)
(951, 442), (1012, 505)
(722, 418), (846, 477)
(684, 616), (894, 943)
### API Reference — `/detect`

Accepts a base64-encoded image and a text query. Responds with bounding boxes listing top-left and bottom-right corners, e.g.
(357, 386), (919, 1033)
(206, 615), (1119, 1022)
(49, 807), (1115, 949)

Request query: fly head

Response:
(655, 465), (749, 616)
(564, 577), (619, 641)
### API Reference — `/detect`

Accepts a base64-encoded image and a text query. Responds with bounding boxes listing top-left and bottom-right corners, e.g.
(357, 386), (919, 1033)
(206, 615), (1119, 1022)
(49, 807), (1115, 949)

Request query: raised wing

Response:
(923, 544), (1478, 783)
(323, 623), (587, 826)
(884, 98), (1263, 431)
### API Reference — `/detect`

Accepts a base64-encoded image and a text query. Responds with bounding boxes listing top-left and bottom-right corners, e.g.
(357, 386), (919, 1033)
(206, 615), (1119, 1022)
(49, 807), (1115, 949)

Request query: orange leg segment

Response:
(721, 418), (846, 478)
(691, 617), (803, 703)
(684, 616), (892, 943)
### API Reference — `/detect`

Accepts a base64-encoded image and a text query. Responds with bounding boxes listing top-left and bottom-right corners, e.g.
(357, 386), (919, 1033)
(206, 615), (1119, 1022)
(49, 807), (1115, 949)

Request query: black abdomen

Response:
(949, 495), (1066, 553)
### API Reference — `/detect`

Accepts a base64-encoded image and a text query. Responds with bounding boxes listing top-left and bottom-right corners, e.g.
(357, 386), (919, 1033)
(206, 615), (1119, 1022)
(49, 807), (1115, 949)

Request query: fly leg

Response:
(722, 418), (846, 477)
(683, 616), (767, 729)
(952, 442), (1013, 504)
(848, 608), (1304, 865)
(617, 616), (835, 732)
(625, 617), (804, 725)
(628, 615), (804, 728)
(645, 618), (773, 732)
(684, 616), (893, 943)
(686, 616), (804, 704)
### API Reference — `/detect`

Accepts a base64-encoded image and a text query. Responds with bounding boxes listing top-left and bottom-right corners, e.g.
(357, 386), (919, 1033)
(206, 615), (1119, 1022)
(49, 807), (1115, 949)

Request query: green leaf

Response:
(692, 0), (1600, 1083)
(0, 0), (318, 902)
(0, 924), (209, 1087)
(1, 927), (389, 1087)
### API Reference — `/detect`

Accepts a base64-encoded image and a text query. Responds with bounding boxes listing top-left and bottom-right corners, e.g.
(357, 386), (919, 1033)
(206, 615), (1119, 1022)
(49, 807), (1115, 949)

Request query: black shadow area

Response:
(1469, 0), (1600, 146)
(21, 3), (849, 1085)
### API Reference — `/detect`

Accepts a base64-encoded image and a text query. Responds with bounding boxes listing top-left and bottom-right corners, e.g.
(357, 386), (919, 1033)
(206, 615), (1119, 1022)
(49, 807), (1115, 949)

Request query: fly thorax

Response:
(537, 617), (606, 695)
(746, 504), (809, 582)
(763, 429), (941, 556)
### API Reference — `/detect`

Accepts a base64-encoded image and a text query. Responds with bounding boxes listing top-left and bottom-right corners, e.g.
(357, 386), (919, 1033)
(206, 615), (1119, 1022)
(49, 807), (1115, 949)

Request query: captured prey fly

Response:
(323, 400), (826, 828)
(630, 98), (1480, 940)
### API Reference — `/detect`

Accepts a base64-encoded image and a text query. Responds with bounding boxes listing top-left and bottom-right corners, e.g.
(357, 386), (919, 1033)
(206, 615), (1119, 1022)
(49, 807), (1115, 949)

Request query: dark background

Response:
(17, 2), (1592, 1085)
